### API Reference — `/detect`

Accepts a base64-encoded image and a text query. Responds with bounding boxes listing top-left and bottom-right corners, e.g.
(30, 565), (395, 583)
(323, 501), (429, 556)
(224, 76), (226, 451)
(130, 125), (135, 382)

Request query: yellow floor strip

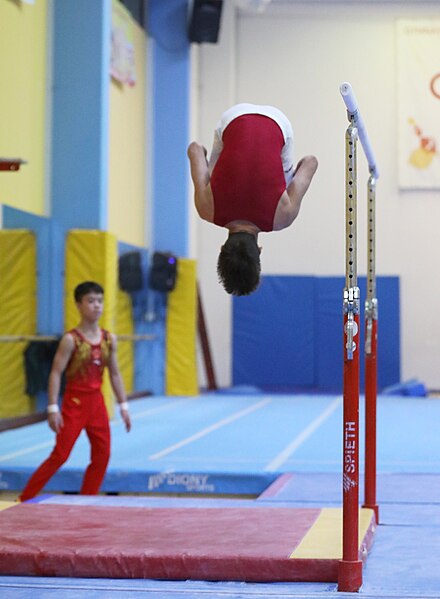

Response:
(290, 507), (374, 559)
(0, 501), (17, 512)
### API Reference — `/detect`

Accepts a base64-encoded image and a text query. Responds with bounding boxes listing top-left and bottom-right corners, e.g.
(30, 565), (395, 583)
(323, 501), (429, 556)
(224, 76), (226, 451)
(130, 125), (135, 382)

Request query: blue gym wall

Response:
(233, 275), (400, 392)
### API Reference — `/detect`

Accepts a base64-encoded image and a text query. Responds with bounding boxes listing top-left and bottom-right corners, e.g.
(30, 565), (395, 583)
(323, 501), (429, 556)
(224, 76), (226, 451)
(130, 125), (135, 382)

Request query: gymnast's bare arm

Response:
(273, 155), (318, 231)
(187, 142), (214, 222)
(47, 333), (74, 433)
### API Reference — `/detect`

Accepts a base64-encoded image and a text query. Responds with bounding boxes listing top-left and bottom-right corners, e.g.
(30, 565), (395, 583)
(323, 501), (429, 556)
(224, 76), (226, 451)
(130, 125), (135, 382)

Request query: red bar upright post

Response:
(197, 283), (218, 391)
(338, 120), (363, 593)
(363, 174), (379, 523)
(0, 159), (26, 171)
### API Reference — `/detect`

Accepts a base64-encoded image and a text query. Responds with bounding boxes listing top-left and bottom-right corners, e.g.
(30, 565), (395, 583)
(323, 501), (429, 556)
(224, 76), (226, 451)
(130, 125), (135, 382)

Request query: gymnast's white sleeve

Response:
(281, 135), (295, 185)
(208, 128), (223, 174)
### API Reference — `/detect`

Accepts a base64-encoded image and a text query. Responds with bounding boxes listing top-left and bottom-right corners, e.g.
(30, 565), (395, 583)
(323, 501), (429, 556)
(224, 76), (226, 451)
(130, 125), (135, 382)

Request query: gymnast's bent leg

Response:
(19, 401), (85, 501)
(80, 392), (111, 495)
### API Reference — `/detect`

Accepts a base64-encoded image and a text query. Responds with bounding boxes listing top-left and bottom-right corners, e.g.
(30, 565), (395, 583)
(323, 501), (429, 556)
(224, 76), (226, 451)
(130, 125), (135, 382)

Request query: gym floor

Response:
(0, 392), (439, 598)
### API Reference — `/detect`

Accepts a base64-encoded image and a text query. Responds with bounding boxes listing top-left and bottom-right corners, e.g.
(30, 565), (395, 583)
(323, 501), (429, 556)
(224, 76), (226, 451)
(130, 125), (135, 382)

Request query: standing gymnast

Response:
(188, 103), (318, 295)
(19, 281), (131, 501)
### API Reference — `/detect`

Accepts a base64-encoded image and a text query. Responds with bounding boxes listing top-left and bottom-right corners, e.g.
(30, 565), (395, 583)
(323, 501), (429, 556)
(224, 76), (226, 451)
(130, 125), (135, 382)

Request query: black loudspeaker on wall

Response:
(188, 0), (223, 44)
(149, 252), (178, 293)
(118, 251), (143, 292)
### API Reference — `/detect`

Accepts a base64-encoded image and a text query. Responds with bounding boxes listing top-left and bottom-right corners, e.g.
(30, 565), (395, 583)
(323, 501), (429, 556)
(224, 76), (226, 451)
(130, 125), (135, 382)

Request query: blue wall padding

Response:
(314, 277), (342, 391)
(233, 277), (315, 387)
(233, 275), (400, 392)
(361, 276), (400, 391)
(382, 378), (427, 397)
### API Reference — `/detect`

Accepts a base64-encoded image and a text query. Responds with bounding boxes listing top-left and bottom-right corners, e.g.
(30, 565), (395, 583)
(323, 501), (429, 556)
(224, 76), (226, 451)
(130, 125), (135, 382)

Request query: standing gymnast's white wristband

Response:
(119, 401), (129, 412)
(47, 404), (59, 414)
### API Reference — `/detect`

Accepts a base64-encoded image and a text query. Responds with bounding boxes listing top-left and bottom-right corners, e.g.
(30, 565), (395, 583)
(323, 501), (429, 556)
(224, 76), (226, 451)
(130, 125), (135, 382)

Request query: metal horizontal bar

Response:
(340, 82), (379, 179)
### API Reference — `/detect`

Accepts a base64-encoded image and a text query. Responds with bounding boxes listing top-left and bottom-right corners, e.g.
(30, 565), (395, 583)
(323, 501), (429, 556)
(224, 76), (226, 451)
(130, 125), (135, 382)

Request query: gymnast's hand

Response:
(48, 411), (64, 434)
(121, 409), (131, 433)
(187, 141), (207, 161)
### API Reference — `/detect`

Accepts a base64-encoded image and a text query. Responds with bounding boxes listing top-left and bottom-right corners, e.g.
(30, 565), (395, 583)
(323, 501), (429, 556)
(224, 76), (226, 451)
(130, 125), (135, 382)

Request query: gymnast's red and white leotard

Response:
(208, 103), (295, 232)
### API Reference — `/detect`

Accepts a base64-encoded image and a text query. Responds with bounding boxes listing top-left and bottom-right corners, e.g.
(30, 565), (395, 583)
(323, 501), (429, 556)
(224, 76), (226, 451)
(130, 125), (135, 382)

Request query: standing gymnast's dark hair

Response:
(74, 281), (104, 303)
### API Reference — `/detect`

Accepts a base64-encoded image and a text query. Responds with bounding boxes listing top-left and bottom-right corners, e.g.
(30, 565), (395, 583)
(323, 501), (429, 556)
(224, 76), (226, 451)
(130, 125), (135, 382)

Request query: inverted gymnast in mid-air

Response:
(188, 103), (318, 296)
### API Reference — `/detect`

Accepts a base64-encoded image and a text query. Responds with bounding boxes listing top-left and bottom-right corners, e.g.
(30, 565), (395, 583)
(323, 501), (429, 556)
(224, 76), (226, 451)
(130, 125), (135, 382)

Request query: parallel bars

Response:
(339, 81), (379, 593)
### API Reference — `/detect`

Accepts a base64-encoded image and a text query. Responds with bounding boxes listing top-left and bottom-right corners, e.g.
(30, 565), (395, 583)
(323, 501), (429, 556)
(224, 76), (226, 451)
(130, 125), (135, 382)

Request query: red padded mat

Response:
(0, 503), (341, 581)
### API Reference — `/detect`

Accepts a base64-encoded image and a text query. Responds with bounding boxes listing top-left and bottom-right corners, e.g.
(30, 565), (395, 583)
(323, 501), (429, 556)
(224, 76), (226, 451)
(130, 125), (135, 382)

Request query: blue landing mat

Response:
(33, 490), (440, 528)
(0, 578), (339, 599)
(361, 524), (440, 596)
(380, 503), (440, 526)
(0, 466), (276, 496)
(259, 472), (440, 505)
(3, 394), (440, 497)
(34, 494), (273, 508)
(0, 394), (343, 495)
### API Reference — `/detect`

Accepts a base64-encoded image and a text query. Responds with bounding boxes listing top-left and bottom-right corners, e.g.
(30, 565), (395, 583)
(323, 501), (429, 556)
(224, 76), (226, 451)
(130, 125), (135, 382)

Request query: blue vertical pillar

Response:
(50, 0), (111, 334)
(142, 1), (192, 394)
(148, 0), (191, 258)
(51, 0), (110, 231)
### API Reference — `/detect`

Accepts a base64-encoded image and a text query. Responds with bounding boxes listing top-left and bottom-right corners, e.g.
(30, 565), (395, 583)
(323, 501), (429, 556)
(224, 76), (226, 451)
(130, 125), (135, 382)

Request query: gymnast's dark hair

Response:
(217, 232), (261, 296)
(74, 281), (104, 302)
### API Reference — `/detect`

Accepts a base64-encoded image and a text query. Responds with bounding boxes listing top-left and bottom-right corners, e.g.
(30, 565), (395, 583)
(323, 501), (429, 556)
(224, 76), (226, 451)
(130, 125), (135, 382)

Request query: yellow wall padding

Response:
(115, 289), (134, 394)
(0, 0), (48, 214)
(166, 259), (198, 396)
(65, 230), (117, 416)
(0, 230), (36, 417)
